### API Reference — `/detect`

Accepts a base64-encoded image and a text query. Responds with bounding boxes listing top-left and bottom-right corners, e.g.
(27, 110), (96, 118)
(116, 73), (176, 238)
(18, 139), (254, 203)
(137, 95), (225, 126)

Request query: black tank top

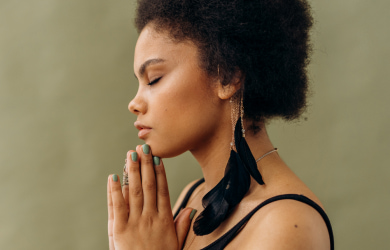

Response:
(173, 179), (334, 250)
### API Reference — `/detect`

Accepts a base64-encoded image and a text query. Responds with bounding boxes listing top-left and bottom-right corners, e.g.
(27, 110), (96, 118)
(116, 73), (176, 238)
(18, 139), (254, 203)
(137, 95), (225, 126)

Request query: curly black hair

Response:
(135, 0), (313, 130)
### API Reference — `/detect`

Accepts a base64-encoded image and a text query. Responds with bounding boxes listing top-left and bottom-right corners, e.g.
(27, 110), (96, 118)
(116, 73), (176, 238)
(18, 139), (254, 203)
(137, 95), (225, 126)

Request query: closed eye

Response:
(148, 77), (162, 86)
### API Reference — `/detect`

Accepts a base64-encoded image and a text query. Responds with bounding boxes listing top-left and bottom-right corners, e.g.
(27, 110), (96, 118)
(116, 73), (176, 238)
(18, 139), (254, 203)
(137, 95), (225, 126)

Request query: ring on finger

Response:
(122, 163), (129, 186)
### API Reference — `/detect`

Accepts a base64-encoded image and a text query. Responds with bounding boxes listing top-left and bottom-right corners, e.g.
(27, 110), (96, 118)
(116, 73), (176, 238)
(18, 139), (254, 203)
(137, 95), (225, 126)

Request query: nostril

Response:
(128, 97), (145, 115)
(128, 100), (136, 113)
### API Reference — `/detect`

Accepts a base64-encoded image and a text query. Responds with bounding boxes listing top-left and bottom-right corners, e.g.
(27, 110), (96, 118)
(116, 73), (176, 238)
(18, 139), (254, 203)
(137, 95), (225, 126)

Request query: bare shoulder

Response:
(238, 197), (331, 250)
(171, 178), (203, 216)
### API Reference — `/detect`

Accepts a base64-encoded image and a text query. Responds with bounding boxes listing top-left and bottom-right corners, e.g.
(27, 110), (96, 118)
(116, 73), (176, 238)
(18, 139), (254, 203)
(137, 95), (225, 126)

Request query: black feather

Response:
(234, 117), (265, 185)
(193, 150), (250, 235)
(193, 117), (265, 235)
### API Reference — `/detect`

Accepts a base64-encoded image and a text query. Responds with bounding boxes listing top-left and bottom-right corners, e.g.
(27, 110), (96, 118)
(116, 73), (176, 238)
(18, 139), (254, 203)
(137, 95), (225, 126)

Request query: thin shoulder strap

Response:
(173, 178), (205, 219)
(201, 194), (334, 250)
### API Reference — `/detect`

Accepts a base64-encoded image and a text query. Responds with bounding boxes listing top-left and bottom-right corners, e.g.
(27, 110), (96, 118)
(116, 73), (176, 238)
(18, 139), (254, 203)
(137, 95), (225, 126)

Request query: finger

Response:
(122, 162), (130, 214)
(175, 207), (197, 250)
(110, 174), (128, 229)
(127, 149), (143, 217)
(154, 158), (171, 215)
(109, 231), (115, 250)
(138, 144), (157, 213)
(122, 184), (130, 214)
(107, 176), (115, 250)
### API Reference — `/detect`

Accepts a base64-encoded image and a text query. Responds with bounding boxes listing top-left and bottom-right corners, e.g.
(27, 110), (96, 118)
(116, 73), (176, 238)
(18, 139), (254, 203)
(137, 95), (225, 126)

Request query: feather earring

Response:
(193, 89), (265, 236)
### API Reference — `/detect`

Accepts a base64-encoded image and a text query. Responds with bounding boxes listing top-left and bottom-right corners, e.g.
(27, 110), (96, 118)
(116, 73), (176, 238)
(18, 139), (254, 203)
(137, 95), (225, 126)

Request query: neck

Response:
(190, 121), (275, 193)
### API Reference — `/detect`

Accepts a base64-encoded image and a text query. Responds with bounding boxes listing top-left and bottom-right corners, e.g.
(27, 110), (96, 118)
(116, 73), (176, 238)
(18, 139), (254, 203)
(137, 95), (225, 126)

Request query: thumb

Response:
(175, 207), (197, 249)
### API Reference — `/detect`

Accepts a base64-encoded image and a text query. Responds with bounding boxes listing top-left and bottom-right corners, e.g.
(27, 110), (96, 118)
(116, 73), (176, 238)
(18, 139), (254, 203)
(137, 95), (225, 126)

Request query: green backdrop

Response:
(1, 0), (389, 249)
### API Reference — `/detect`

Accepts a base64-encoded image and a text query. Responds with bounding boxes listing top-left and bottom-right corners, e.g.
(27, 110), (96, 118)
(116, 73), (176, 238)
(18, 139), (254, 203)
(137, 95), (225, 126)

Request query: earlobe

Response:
(217, 84), (237, 100)
(217, 80), (242, 100)
(215, 66), (243, 100)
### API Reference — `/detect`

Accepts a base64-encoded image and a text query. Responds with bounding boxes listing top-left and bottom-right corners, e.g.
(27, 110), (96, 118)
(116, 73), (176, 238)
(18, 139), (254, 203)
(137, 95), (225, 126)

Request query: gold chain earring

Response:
(220, 63), (244, 150)
(240, 89), (245, 138)
(230, 90), (243, 151)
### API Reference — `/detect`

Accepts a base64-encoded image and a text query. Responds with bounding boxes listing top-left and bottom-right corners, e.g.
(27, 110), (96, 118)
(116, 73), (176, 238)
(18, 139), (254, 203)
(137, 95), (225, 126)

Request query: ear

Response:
(216, 72), (243, 100)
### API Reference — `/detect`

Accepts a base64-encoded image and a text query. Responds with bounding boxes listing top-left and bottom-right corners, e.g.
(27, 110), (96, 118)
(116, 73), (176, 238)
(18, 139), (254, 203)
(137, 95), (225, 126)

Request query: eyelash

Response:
(148, 77), (162, 86)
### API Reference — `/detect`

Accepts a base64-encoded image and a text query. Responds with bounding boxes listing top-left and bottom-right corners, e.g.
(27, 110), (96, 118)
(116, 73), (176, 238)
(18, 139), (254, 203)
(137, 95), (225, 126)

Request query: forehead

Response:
(134, 24), (199, 74)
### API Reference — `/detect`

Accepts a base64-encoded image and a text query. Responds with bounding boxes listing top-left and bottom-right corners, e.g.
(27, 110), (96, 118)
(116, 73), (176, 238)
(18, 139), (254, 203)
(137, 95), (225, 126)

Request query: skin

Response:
(107, 23), (331, 250)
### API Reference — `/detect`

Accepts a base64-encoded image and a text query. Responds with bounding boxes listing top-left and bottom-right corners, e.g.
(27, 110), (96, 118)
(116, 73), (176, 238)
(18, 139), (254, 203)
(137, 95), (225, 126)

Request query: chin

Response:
(147, 140), (187, 159)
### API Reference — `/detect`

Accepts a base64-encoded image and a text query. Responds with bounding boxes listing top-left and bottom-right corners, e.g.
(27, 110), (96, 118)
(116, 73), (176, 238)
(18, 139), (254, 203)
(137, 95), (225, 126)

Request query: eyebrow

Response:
(135, 58), (166, 79)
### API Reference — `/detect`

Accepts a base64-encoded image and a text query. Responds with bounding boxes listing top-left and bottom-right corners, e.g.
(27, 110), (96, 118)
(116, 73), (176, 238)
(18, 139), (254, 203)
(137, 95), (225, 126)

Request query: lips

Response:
(134, 121), (152, 139)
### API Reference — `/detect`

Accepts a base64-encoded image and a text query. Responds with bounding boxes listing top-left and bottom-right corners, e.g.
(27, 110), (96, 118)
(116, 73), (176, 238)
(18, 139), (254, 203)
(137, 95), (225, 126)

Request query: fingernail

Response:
(112, 174), (118, 182)
(142, 144), (150, 154)
(153, 156), (160, 166)
(189, 209), (197, 220)
(131, 152), (138, 162)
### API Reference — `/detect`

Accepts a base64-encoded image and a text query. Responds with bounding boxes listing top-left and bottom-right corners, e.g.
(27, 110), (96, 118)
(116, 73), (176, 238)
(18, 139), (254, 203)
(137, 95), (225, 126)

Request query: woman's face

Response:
(129, 25), (225, 158)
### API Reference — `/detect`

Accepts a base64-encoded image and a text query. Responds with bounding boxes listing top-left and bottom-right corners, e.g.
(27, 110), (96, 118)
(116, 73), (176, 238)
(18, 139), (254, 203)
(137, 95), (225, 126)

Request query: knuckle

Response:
(158, 187), (170, 197)
(159, 214), (173, 226)
(143, 158), (153, 165)
(129, 164), (139, 173)
(141, 214), (154, 229)
(113, 225), (127, 235)
(113, 203), (124, 210)
(122, 185), (129, 192)
(144, 181), (156, 191)
(155, 166), (165, 175)
(112, 183), (122, 191)
(131, 186), (143, 197)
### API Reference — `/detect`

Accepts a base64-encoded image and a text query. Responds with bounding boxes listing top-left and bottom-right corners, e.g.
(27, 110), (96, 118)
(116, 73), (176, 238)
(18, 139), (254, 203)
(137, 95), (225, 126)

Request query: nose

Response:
(128, 91), (146, 115)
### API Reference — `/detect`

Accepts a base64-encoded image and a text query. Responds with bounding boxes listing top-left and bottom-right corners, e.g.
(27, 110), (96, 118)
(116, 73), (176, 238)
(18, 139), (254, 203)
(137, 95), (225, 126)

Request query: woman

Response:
(107, 0), (334, 249)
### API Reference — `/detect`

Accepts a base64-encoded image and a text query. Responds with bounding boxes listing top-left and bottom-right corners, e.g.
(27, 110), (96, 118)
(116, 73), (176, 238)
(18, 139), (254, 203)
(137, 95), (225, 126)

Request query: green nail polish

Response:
(153, 156), (160, 166)
(131, 152), (138, 162)
(112, 174), (118, 182)
(142, 144), (150, 154)
(189, 209), (197, 220)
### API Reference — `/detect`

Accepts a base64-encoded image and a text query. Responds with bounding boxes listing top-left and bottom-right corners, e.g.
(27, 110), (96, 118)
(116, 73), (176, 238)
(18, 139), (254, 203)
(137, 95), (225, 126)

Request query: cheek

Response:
(149, 87), (216, 157)
(157, 81), (206, 119)
(154, 89), (201, 136)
